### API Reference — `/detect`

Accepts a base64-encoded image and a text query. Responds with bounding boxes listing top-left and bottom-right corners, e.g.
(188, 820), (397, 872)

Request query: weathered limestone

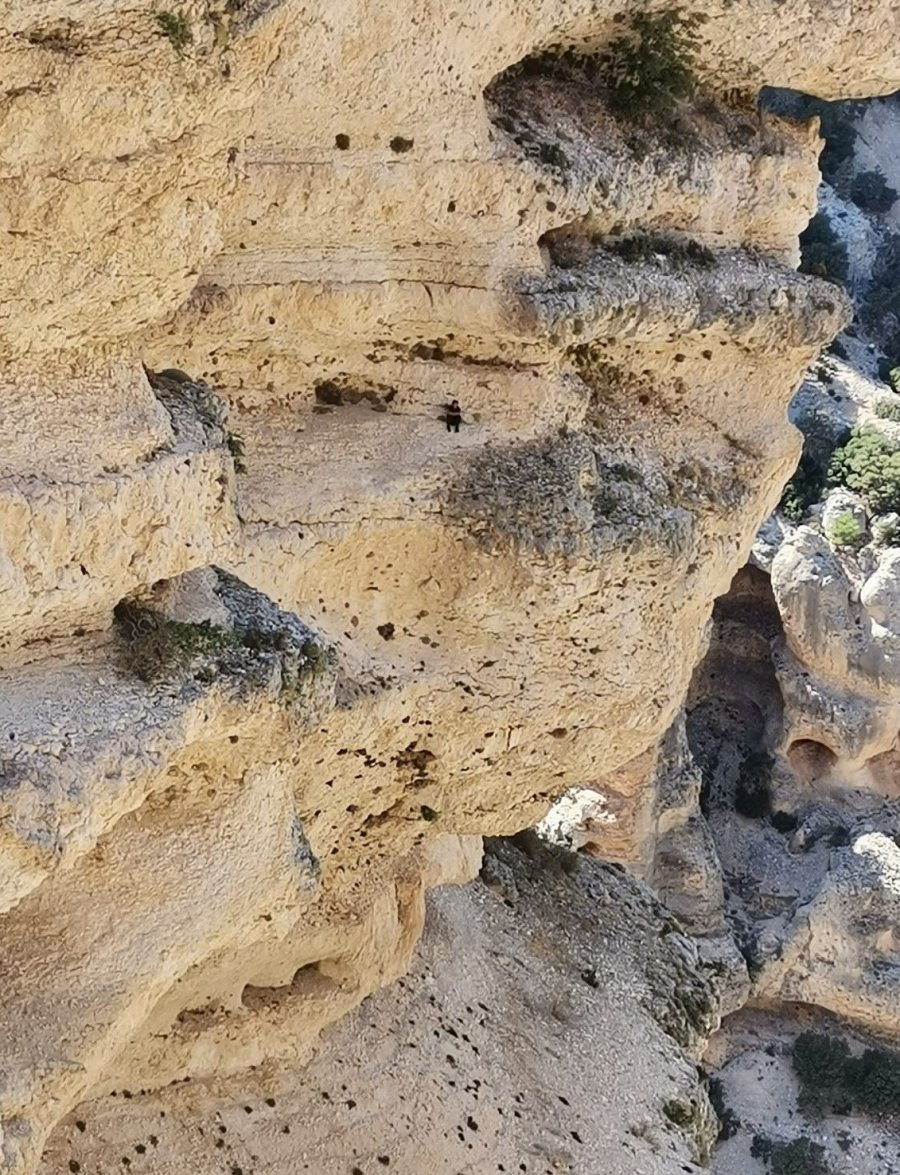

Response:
(37, 840), (721, 1175)
(1, 1), (899, 1170)
(755, 832), (900, 1039)
(1, 767), (317, 1173)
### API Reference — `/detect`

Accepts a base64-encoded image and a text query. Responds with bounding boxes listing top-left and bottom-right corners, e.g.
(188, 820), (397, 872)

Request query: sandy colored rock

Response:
(37, 840), (722, 1175)
(755, 833), (900, 1039)
(0, 1), (899, 1170)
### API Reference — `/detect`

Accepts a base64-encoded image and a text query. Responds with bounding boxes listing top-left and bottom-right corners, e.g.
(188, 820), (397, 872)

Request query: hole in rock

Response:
(240, 956), (354, 1012)
(787, 739), (839, 787)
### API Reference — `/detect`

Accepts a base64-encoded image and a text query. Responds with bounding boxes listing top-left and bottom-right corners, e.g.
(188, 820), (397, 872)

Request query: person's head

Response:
(450, 399), (460, 409)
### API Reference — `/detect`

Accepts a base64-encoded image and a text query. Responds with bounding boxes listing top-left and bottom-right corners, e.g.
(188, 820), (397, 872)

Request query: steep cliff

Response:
(2, 2), (899, 1172)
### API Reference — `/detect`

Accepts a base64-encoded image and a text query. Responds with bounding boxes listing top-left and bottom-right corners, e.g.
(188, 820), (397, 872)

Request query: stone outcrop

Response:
(38, 838), (724, 1175)
(755, 831), (900, 1036)
(665, 329), (900, 1050)
(2, 1), (900, 1171)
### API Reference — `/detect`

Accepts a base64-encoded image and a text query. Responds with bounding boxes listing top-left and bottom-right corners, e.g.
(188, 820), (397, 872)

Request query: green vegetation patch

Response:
(114, 571), (335, 699)
(607, 232), (716, 269)
(799, 213), (849, 285)
(825, 511), (866, 550)
(828, 427), (900, 514)
(226, 431), (246, 473)
(780, 454), (826, 522)
(875, 397), (900, 423)
(751, 1134), (833, 1175)
(792, 1029), (900, 1120)
(850, 169), (897, 215)
(603, 8), (706, 123)
(156, 9), (192, 53)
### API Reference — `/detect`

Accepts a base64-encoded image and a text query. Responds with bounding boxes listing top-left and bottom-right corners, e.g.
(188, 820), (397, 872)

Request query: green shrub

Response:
(780, 454), (826, 521)
(751, 1135), (832, 1175)
(826, 510), (866, 549)
(114, 595), (334, 691)
(875, 398), (900, 422)
(156, 10), (192, 53)
(851, 170), (898, 214)
(792, 1031), (900, 1121)
(663, 1098), (694, 1128)
(845, 1046), (900, 1116)
(793, 1031), (851, 1116)
(603, 8), (705, 122)
(828, 427), (900, 514)
(890, 368), (900, 394)
(118, 614), (237, 682)
(734, 749), (773, 818)
(799, 213), (849, 284)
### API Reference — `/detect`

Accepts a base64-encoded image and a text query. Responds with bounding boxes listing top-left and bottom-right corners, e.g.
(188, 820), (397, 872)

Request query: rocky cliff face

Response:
(3, 2), (900, 1171)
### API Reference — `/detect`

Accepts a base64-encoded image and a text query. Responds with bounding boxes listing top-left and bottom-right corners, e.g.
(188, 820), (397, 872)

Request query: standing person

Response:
(445, 399), (462, 433)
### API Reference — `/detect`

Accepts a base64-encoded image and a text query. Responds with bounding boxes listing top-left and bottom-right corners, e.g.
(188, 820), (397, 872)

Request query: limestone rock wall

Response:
(37, 838), (724, 1175)
(1, 1), (899, 1171)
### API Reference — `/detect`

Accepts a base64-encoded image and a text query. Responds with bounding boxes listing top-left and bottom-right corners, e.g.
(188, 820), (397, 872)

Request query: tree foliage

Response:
(792, 1030), (900, 1121)
(826, 511), (866, 550)
(851, 169), (898, 214)
(799, 213), (849, 284)
(780, 454), (826, 522)
(766, 1137), (832, 1175)
(604, 9), (705, 122)
(875, 397), (900, 423)
(828, 427), (900, 514)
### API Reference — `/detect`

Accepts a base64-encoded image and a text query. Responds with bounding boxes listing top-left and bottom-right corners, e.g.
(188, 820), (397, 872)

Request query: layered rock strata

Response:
(1, 1), (897, 1170)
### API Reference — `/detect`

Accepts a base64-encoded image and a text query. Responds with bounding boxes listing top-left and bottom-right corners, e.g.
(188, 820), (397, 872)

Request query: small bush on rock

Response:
(603, 8), (705, 122)
(226, 431), (246, 473)
(826, 511), (866, 550)
(780, 454), (826, 522)
(608, 232), (716, 268)
(828, 427), (900, 514)
(875, 398), (900, 423)
(750, 1135), (832, 1175)
(850, 169), (898, 215)
(799, 213), (849, 284)
(156, 9), (192, 53)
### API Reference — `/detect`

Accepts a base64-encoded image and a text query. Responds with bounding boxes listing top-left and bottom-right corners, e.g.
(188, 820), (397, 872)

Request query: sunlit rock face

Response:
(3, 0), (899, 1170)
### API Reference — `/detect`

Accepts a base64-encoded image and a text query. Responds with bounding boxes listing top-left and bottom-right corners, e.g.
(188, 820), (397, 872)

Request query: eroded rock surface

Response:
(37, 839), (723, 1175)
(1, 1), (899, 1170)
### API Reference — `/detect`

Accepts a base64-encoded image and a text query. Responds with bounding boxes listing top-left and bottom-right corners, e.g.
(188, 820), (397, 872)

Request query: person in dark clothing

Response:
(445, 399), (462, 433)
